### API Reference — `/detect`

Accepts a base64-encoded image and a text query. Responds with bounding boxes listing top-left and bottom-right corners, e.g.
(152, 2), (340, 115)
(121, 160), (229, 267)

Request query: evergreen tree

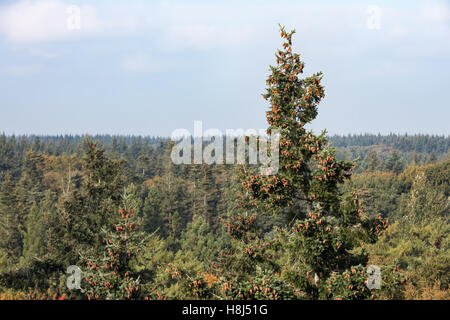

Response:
(385, 150), (404, 174)
(22, 190), (55, 264)
(406, 169), (448, 221)
(47, 138), (125, 267)
(137, 152), (151, 177)
(190, 164), (219, 226)
(19, 150), (46, 207)
(367, 151), (379, 172)
(180, 214), (227, 263)
(81, 184), (148, 300)
(171, 211), (183, 237)
(236, 26), (403, 299)
(0, 175), (22, 268)
(143, 186), (166, 236)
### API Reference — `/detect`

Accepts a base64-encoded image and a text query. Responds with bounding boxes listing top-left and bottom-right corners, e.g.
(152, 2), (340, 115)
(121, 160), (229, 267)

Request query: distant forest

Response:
(1, 133), (448, 181)
(0, 132), (448, 299)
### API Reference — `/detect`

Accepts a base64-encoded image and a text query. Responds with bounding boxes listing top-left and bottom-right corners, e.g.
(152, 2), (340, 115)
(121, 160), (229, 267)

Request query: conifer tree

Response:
(385, 150), (403, 174)
(22, 190), (55, 264)
(235, 26), (403, 299)
(0, 175), (22, 268)
(81, 184), (147, 300)
(180, 214), (227, 264)
(137, 152), (151, 177)
(19, 150), (46, 208)
(190, 164), (219, 226)
(143, 186), (166, 236)
(367, 151), (379, 172)
(47, 138), (125, 267)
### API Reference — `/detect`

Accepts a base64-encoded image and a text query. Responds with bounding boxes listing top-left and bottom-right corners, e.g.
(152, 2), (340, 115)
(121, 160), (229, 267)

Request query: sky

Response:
(0, 0), (449, 136)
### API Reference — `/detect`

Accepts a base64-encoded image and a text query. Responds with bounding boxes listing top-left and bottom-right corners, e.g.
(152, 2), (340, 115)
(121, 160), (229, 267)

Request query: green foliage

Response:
(142, 186), (166, 236)
(0, 27), (448, 300)
(180, 215), (229, 263)
(233, 26), (402, 300)
(46, 138), (125, 267)
(0, 175), (23, 268)
(364, 160), (449, 298)
(81, 184), (147, 300)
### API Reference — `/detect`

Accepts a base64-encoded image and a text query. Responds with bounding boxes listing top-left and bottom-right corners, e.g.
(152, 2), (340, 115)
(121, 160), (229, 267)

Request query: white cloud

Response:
(422, 1), (450, 23)
(120, 52), (168, 74)
(0, 0), (100, 44)
(0, 0), (448, 60)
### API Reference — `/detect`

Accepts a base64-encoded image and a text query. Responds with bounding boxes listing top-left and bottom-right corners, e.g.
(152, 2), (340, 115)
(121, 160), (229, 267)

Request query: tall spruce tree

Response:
(235, 26), (404, 299)
(81, 184), (147, 300)
(47, 138), (125, 267)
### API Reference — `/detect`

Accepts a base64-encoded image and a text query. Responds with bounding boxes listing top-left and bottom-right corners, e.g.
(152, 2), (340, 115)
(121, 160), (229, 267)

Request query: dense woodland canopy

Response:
(0, 28), (448, 300)
(0, 134), (448, 300)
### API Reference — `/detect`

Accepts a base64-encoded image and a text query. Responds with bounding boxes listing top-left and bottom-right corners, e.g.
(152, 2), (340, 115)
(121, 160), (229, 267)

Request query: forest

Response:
(0, 28), (448, 301)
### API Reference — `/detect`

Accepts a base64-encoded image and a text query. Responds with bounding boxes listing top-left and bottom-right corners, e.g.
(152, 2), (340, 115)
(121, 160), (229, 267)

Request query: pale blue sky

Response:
(0, 0), (449, 136)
